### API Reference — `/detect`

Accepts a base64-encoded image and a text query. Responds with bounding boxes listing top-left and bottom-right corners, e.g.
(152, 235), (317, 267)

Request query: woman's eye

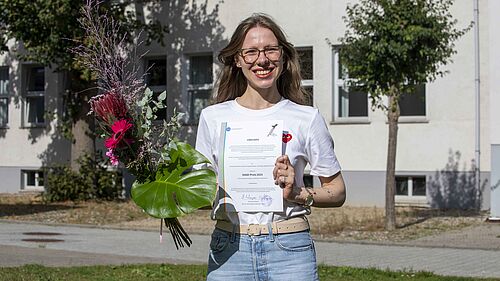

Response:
(244, 50), (259, 56)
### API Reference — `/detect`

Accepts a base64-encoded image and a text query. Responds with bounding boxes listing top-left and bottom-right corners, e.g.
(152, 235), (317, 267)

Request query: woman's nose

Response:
(256, 50), (269, 65)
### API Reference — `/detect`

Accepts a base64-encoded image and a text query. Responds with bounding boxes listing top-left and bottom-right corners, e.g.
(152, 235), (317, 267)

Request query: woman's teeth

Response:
(256, 69), (271, 75)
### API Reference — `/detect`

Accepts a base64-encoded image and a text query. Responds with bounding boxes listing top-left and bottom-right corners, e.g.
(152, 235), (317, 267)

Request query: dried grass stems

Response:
(72, 0), (147, 110)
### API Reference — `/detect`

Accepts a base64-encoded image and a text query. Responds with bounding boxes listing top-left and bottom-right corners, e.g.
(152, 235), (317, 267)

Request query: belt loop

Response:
(230, 224), (236, 242)
(269, 212), (275, 241)
(267, 223), (274, 241)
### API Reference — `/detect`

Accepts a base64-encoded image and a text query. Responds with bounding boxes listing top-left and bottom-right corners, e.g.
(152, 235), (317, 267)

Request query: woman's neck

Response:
(237, 86), (282, 110)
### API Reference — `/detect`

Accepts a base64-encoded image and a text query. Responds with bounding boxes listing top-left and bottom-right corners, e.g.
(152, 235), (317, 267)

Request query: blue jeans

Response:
(207, 228), (319, 281)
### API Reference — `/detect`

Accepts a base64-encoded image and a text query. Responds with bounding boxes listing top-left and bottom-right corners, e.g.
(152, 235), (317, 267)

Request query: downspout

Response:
(473, 0), (481, 210)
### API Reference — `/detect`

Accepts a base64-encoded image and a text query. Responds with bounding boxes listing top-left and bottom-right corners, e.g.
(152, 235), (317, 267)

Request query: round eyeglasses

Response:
(238, 46), (283, 64)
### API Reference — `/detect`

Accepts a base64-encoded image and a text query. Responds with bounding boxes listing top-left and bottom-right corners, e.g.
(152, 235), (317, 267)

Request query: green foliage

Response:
(131, 141), (217, 218)
(339, 0), (470, 110)
(0, 0), (167, 71)
(43, 153), (123, 202)
(0, 0), (168, 145)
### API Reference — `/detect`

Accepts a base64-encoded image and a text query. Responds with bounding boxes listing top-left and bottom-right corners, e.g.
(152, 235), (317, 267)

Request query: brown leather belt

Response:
(215, 216), (310, 236)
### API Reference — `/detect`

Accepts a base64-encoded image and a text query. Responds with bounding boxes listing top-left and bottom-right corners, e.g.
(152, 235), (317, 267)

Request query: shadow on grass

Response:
(0, 203), (78, 218)
(396, 207), (482, 229)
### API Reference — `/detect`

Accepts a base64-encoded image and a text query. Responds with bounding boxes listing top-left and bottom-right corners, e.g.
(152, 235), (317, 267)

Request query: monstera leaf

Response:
(131, 141), (216, 218)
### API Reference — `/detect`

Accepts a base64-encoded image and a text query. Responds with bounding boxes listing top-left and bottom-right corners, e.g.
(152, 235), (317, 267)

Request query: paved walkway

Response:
(1, 221), (500, 279)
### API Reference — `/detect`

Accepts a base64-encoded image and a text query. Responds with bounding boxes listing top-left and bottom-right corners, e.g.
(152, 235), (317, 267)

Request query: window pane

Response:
(146, 59), (166, 86)
(26, 171), (36, 186)
(28, 67), (45, 91)
(338, 51), (348, 80)
(297, 48), (313, 80)
(0, 67), (8, 95)
(412, 177), (426, 196)
(400, 84), (425, 116)
(0, 98), (7, 125)
(189, 90), (211, 123)
(396, 177), (409, 196)
(339, 87), (368, 117)
(27, 96), (45, 123)
(190, 55), (213, 85)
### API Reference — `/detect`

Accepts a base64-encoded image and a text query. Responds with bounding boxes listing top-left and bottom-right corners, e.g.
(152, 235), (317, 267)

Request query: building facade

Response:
(0, 0), (497, 213)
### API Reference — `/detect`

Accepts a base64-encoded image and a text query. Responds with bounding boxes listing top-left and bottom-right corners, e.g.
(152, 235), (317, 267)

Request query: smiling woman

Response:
(195, 13), (346, 281)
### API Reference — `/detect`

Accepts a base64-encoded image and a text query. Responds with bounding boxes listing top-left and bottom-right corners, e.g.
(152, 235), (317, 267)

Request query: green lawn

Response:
(0, 264), (498, 281)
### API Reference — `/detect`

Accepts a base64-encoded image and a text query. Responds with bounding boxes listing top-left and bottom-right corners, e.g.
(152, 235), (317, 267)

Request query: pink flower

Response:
(90, 90), (128, 123)
(105, 148), (119, 166)
(105, 119), (134, 149)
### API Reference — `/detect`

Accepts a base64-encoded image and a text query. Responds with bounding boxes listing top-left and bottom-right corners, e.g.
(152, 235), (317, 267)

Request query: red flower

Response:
(105, 119), (133, 149)
(90, 90), (128, 123)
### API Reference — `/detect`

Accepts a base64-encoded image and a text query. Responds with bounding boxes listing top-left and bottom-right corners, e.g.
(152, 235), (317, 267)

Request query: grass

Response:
(0, 264), (498, 281)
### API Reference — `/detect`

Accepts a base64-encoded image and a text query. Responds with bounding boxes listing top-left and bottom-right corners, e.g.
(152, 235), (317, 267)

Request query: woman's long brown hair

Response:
(214, 14), (308, 105)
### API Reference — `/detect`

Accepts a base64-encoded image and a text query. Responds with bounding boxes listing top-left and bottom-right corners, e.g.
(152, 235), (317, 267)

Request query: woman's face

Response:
(236, 26), (284, 92)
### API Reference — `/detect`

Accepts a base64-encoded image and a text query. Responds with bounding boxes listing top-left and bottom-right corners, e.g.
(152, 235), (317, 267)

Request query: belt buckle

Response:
(246, 224), (261, 236)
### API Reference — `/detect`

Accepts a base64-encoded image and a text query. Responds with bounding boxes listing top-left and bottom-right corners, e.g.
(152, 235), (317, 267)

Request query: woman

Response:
(196, 13), (346, 281)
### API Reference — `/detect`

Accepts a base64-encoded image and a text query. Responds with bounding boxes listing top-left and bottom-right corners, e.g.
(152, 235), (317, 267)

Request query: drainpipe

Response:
(473, 0), (481, 210)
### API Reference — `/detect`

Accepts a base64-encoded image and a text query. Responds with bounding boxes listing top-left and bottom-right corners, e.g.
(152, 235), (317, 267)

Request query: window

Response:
(145, 58), (167, 120)
(396, 176), (426, 197)
(22, 170), (44, 190)
(399, 84), (426, 116)
(0, 66), (9, 127)
(24, 65), (45, 126)
(333, 48), (368, 120)
(187, 54), (213, 124)
(297, 48), (313, 106)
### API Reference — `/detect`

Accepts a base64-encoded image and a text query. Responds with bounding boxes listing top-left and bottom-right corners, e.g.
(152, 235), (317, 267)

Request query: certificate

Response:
(219, 120), (284, 212)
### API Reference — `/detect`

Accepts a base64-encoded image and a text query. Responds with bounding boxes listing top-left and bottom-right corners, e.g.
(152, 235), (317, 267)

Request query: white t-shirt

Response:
(195, 98), (341, 225)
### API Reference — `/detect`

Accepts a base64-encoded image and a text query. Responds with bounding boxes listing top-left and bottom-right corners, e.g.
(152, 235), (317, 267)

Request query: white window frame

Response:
(23, 65), (46, 128)
(332, 48), (370, 124)
(185, 54), (213, 125)
(21, 170), (45, 191)
(0, 66), (9, 128)
(395, 175), (428, 206)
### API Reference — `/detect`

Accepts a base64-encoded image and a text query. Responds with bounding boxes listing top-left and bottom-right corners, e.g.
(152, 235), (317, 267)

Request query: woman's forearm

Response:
(291, 172), (346, 208)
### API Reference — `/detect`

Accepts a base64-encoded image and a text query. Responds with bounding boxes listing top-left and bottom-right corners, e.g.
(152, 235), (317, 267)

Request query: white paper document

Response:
(219, 120), (284, 212)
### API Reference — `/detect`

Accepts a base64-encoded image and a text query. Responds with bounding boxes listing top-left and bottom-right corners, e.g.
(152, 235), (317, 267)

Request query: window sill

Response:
(395, 195), (428, 207)
(331, 117), (370, 125)
(20, 187), (44, 192)
(392, 116), (429, 124)
(0, 125), (9, 129)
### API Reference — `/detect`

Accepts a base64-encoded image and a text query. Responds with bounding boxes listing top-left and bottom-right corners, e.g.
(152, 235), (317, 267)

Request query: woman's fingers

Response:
(274, 155), (294, 187)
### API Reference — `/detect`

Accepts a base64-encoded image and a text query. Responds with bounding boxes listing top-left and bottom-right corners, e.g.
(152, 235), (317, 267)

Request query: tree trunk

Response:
(71, 101), (95, 171)
(67, 70), (96, 171)
(385, 93), (400, 231)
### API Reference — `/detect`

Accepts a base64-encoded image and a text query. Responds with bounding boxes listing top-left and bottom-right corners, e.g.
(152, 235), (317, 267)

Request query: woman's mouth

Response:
(254, 68), (274, 78)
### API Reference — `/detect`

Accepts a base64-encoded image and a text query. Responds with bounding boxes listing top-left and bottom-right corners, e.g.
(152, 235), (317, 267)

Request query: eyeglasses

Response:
(238, 46), (283, 64)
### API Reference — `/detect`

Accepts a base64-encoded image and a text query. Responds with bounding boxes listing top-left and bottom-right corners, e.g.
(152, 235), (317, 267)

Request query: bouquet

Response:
(74, 1), (216, 249)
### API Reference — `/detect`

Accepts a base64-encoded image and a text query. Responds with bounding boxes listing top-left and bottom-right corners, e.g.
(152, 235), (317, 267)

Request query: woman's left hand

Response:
(273, 155), (296, 200)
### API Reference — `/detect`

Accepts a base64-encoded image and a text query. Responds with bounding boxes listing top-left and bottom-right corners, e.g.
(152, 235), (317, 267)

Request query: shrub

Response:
(43, 153), (123, 202)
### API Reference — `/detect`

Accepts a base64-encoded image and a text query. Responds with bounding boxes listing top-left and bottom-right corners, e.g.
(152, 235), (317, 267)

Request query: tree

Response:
(339, 0), (470, 230)
(0, 0), (167, 170)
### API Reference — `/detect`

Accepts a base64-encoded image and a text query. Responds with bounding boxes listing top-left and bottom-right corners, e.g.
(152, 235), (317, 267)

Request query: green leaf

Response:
(157, 91), (167, 102)
(131, 141), (216, 218)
